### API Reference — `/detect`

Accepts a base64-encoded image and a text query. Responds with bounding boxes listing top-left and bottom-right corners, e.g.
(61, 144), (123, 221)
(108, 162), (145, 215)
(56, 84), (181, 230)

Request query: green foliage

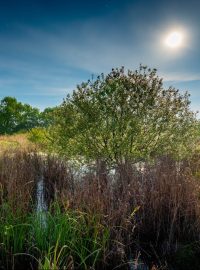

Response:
(28, 127), (50, 150)
(0, 203), (31, 270)
(0, 97), (40, 134)
(32, 207), (109, 269)
(51, 65), (198, 163)
(40, 107), (58, 128)
(0, 203), (109, 270)
(0, 97), (56, 135)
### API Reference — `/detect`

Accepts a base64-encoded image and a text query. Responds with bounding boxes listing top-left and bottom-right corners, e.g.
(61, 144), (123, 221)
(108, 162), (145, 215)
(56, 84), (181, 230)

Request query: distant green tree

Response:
(0, 97), (23, 134)
(15, 104), (41, 132)
(40, 107), (58, 128)
(0, 96), (47, 135)
(27, 107), (58, 150)
(51, 66), (198, 164)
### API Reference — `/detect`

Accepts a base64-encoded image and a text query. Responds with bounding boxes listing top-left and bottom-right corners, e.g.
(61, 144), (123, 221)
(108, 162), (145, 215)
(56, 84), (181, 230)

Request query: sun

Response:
(165, 31), (183, 48)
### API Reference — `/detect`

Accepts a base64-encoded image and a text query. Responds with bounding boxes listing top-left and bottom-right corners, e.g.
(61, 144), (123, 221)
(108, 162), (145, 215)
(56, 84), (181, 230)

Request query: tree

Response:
(27, 107), (58, 150)
(51, 66), (198, 164)
(0, 97), (23, 134)
(40, 107), (58, 128)
(15, 104), (41, 132)
(0, 97), (43, 134)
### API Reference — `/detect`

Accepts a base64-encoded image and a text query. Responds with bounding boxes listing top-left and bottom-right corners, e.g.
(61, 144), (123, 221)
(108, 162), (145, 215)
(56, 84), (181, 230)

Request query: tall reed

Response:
(1, 150), (200, 269)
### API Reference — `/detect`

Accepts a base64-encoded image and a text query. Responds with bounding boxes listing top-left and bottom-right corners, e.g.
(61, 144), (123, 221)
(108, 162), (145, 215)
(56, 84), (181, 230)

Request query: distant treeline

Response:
(0, 96), (55, 135)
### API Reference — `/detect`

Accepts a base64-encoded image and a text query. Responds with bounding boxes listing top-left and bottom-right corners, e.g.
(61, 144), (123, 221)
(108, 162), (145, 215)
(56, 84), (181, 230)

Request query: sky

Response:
(0, 0), (200, 111)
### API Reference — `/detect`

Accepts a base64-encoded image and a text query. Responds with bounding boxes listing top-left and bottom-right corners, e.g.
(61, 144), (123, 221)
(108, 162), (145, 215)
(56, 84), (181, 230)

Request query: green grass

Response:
(0, 203), (110, 270)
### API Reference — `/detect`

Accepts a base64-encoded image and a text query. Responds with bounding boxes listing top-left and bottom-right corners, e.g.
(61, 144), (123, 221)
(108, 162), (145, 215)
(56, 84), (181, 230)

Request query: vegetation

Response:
(50, 66), (198, 164)
(1, 150), (200, 269)
(0, 65), (200, 269)
(28, 127), (50, 151)
(0, 203), (109, 270)
(0, 133), (33, 154)
(0, 96), (55, 135)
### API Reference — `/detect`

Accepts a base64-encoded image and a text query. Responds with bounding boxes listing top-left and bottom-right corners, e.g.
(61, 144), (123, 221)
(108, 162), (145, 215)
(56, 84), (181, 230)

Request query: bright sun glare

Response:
(165, 31), (183, 48)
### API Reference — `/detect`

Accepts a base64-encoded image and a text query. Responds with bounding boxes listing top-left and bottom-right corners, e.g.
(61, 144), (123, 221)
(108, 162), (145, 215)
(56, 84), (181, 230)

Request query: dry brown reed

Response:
(0, 150), (42, 212)
(42, 155), (200, 266)
(1, 150), (200, 268)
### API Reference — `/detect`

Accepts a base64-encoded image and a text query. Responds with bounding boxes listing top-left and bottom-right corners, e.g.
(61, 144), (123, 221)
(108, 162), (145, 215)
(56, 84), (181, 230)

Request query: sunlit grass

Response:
(0, 133), (33, 154)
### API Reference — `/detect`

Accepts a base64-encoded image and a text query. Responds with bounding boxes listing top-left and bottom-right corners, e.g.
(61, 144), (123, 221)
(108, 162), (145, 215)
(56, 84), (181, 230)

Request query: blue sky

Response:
(0, 0), (200, 112)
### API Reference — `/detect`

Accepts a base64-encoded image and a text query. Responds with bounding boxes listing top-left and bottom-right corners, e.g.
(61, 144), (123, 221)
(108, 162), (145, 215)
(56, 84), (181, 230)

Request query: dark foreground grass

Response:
(1, 150), (200, 269)
(0, 203), (109, 270)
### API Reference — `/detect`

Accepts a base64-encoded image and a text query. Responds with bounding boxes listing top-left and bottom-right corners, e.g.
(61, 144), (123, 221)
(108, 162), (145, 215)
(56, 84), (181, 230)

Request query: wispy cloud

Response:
(160, 72), (200, 82)
(0, 7), (199, 111)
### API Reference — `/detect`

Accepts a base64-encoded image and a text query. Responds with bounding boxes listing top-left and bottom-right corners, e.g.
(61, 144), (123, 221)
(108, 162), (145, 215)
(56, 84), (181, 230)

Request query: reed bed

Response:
(0, 150), (200, 269)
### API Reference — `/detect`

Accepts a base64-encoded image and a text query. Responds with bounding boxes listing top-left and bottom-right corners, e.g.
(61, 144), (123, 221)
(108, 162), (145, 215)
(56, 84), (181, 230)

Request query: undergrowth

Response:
(1, 150), (200, 269)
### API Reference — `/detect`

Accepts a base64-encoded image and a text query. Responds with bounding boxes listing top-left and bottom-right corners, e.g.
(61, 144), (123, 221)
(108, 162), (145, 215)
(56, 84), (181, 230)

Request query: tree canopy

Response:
(51, 66), (198, 164)
(0, 97), (54, 135)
